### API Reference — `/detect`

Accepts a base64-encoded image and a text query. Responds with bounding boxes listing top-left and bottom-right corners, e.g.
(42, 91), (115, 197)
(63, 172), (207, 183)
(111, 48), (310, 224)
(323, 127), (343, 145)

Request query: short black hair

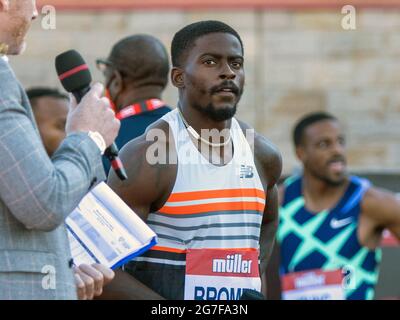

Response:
(26, 87), (68, 106)
(293, 112), (338, 147)
(171, 20), (243, 67)
(109, 34), (169, 89)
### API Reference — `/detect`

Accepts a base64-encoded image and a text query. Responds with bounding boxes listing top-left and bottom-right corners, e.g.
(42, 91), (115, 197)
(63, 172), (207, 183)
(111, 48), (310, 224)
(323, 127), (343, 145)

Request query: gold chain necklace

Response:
(177, 107), (232, 148)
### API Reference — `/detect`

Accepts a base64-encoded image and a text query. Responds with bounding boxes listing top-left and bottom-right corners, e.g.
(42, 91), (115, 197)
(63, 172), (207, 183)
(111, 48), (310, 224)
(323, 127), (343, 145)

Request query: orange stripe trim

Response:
(159, 201), (265, 215)
(150, 246), (187, 254)
(166, 188), (266, 203)
(150, 246), (259, 254)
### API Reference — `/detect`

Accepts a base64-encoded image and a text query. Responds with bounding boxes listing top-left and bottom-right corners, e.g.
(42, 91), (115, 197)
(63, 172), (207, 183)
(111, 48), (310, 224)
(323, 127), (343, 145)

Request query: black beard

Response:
(192, 102), (238, 122)
(320, 176), (346, 187)
(311, 170), (347, 187)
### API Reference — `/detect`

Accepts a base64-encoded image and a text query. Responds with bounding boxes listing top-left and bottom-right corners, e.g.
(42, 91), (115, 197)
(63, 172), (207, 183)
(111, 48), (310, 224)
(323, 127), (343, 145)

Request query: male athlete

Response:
(270, 112), (400, 300)
(102, 20), (282, 300)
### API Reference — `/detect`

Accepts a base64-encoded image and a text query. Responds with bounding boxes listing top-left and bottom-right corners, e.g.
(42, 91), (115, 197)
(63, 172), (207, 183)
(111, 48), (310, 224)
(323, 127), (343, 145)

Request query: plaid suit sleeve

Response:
(0, 63), (106, 231)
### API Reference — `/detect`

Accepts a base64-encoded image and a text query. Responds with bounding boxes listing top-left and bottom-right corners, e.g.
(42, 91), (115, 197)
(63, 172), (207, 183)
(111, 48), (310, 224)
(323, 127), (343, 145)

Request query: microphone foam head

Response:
(55, 49), (92, 92)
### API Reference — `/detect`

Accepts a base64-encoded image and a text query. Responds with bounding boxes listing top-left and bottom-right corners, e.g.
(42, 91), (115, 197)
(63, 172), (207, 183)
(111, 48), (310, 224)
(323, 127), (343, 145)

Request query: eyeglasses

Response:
(95, 58), (128, 78)
(95, 58), (112, 73)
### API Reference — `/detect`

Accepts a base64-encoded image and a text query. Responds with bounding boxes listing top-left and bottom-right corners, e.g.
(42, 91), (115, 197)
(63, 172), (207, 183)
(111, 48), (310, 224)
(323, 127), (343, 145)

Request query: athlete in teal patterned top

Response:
(268, 112), (400, 300)
(279, 175), (381, 299)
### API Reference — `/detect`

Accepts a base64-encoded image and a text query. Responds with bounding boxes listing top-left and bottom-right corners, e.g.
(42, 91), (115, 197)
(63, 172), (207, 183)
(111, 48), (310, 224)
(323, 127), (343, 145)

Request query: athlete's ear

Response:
(171, 67), (184, 88)
(296, 145), (306, 162)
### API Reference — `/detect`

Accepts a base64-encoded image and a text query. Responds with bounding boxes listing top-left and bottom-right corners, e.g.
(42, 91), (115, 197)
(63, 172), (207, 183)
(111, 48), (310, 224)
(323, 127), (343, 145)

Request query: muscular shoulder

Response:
(358, 185), (400, 247)
(362, 186), (399, 217)
(237, 120), (282, 188)
(108, 119), (177, 213)
(361, 185), (400, 230)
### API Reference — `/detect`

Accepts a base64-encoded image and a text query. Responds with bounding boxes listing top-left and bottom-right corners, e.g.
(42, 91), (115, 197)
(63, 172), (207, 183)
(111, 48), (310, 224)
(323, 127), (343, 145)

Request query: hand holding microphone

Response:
(55, 49), (127, 180)
(66, 83), (119, 148)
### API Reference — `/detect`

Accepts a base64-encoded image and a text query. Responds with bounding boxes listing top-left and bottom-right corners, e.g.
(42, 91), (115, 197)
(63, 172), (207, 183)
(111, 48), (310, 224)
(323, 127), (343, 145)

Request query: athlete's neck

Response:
(116, 85), (163, 112)
(178, 100), (233, 165)
(178, 101), (232, 133)
(302, 171), (349, 212)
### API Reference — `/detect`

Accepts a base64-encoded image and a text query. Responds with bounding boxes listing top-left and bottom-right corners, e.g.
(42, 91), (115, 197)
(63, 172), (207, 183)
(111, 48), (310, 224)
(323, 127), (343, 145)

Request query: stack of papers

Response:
(66, 182), (157, 269)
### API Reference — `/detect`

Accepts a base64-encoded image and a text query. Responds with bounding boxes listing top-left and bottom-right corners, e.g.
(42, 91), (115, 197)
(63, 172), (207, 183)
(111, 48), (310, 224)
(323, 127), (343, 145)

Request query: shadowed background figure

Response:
(96, 34), (172, 175)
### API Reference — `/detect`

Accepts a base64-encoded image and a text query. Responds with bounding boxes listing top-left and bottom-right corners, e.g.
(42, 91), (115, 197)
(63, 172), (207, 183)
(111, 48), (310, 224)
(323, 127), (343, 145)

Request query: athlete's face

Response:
(297, 120), (347, 186)
(174, 32), (244, 122)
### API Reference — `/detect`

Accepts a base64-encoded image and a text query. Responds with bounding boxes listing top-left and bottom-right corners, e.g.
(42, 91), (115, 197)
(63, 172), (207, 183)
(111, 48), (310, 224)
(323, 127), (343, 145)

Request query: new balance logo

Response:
(212, 254), (252, 274)
(240, 165), (254, 179)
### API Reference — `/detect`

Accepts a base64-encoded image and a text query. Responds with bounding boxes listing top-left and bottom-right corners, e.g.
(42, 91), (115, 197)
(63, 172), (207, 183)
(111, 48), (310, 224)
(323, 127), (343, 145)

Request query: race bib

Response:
(282, 269), (344, 300)
(184, 248), (261, 300)
(381, 229), (399, 247)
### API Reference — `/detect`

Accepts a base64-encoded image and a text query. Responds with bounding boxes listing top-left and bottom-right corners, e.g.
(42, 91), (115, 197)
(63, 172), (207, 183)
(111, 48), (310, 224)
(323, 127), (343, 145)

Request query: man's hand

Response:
(74, 263), (115, 300)
(66, 83), (120, 147)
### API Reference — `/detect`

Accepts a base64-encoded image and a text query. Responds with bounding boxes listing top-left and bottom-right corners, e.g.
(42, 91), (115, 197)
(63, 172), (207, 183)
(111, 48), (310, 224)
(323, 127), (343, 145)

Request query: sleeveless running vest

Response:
(278, 175), (382, 300)
(124, 109), (266, 300)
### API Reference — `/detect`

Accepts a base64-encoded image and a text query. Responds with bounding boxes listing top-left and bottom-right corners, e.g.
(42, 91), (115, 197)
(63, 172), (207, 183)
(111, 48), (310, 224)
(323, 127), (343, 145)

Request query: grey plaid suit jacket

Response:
(0, 57), (106, 299)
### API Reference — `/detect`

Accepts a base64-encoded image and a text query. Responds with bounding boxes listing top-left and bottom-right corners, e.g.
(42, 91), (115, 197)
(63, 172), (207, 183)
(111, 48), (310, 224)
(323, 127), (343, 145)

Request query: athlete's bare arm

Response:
(359, 187), (400, 249)
(99, 120), (177, 300)
(255, 135), (282, 297)
(238, 121), (282, 297)
(263, 184), (286, 299)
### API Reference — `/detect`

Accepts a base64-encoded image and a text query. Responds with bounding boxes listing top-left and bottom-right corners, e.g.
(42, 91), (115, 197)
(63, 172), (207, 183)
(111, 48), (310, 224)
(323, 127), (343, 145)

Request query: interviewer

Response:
(0, 0), (118, 299)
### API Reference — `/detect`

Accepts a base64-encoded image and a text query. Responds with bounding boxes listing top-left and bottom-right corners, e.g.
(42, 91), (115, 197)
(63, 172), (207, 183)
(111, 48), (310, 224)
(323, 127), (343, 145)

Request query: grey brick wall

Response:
(10, 9), (400, 174)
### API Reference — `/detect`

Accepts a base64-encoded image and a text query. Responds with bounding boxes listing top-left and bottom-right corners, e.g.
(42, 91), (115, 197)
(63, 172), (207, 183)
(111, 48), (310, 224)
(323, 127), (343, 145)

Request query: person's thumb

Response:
(88, 82), (104, 100)
(73, 82), (104, 111)
(69, 93), (78, 112)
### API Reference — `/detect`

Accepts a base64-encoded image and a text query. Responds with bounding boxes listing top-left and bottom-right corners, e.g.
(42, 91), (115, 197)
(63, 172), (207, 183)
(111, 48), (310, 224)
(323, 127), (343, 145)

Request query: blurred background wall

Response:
(9, 1), (400, 176)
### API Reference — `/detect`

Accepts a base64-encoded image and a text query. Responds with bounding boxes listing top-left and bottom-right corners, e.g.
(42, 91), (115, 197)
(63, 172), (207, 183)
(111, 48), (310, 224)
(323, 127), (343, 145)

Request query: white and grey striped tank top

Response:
(135, 109), (266, 266)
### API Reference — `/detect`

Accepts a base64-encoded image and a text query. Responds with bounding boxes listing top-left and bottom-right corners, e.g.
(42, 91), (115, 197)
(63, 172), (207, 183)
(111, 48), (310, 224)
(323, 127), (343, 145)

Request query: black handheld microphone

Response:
(55, 49), (128, 181)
